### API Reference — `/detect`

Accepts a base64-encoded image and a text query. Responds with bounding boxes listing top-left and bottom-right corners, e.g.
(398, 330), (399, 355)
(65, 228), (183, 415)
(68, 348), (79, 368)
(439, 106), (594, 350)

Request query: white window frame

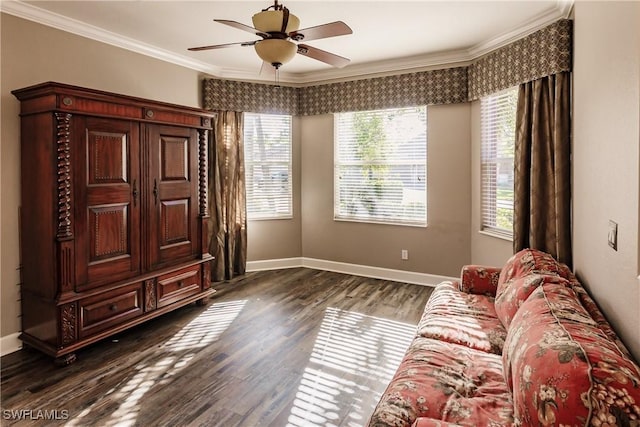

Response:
(334, 106), (427, 227)
(243, 113), (293, 220)
(480, 87), (517, 239)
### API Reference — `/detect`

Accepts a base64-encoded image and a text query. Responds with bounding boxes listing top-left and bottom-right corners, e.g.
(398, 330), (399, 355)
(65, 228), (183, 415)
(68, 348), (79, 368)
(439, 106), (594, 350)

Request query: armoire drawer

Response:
(157, 265), (201, 308)
(79, 283), (144, 338)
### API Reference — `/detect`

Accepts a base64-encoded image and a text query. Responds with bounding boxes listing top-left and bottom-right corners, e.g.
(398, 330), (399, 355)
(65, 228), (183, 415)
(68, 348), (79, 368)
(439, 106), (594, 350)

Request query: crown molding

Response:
(1, 0), (574, 86)
(467, 0), (573, 60)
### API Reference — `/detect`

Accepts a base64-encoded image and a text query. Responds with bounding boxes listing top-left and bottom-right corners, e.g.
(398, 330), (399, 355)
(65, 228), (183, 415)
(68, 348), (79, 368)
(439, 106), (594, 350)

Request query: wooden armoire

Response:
(12, 82), (216, 365)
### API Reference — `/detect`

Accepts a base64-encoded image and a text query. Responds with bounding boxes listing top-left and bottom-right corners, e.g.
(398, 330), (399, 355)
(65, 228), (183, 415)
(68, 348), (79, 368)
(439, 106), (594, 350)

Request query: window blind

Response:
(334, 106), (427, 226)
(244, 113), (292, 220)
(480, 87), (517, 237)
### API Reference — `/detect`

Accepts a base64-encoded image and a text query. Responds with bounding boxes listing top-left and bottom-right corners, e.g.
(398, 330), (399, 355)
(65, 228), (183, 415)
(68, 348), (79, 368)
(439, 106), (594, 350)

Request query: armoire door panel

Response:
(87, 131), (128, 185)
(147, 124), (199, 268)
(88, 204), (129, 262)
(75, 117), (141, 290)
(161, 136), (189, 181)
(160, 199), (190, 246)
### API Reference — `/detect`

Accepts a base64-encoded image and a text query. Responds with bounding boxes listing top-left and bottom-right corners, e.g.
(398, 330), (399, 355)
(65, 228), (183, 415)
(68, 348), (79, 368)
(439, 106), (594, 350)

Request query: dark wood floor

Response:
(1, 268), (433, 427)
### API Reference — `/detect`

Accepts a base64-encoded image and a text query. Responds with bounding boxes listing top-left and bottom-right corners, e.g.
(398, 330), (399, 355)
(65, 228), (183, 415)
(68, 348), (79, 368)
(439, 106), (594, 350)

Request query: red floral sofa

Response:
(368, 248), (640, 427)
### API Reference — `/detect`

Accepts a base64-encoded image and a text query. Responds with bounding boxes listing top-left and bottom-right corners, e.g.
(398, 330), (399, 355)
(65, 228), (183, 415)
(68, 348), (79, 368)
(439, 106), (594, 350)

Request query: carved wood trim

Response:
(198, 129), (208, 217)
(55, 112), (73, 239)
(60, 302), (77, 346)
(58, 240), (75, 293)
(144, 279), (157, 312)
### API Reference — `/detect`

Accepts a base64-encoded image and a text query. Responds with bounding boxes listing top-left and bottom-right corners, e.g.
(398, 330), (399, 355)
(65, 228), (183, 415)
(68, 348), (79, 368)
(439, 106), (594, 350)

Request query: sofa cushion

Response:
(369, 338), (513, 427)
(502, 282), (640, 426)
(459, 265), (502, 296)
(496, 249), (563, 298)
(416, 281), (506, 355)
(494, 273), (571, 328)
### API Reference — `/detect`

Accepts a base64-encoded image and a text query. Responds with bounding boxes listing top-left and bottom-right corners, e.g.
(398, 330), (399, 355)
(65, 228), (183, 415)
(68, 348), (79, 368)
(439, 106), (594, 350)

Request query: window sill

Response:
(479, 230), (513, 242)
(248, 215), (293, 221)
(334, 217), (427, 228)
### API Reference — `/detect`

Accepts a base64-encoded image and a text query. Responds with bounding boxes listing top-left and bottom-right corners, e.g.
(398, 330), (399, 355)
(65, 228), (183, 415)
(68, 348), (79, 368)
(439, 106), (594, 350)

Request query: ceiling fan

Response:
(188, 0), (353, 71)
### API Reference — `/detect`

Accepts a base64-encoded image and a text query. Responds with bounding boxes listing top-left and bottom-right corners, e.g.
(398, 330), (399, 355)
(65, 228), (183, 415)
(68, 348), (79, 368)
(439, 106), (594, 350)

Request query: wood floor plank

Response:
(1, 268), (434, 427)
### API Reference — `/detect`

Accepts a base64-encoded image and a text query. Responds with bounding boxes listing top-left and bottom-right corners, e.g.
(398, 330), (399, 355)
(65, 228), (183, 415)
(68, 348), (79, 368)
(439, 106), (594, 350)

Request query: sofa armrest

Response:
(459, 265), (501, 296)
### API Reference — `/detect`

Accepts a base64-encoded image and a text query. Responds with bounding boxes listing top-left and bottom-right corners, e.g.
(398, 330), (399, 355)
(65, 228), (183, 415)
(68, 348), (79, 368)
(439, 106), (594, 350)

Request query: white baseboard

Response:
(1, 332), (22, 357)
(247, 257), (456, 287)
(246, 257), (305, 271)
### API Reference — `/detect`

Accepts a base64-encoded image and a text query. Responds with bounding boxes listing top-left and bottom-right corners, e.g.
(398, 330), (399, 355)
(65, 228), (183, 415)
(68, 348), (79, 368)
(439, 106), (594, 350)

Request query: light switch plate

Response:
(608, 220), (618, 251)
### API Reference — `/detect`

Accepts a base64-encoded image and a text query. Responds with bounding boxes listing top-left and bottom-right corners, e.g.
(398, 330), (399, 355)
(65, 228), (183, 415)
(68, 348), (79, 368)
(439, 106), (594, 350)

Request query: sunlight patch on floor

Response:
(287, 307), (416, 427)
(64, 300), (246, 427)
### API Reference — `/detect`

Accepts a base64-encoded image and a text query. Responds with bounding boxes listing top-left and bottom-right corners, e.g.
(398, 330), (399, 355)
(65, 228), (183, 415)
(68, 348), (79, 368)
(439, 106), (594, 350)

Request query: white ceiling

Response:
(2, 0), (573, 85)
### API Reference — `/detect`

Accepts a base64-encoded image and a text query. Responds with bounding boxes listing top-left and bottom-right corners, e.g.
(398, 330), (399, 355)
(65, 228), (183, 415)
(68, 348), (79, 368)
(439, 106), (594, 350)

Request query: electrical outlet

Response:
(401, 249), (409, 260)
(608, 220), (618, 251)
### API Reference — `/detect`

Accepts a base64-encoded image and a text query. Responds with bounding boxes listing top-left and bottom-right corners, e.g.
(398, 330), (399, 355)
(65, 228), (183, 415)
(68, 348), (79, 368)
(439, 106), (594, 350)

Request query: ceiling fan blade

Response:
(188, 41), (258, 51)
(297, 44), (350, 68)
(214, 19), (269, 38)
(289, 21), (352, 42)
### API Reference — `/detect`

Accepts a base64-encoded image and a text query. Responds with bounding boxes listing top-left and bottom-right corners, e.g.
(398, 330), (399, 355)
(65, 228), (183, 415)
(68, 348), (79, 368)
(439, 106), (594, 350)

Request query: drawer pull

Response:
(177, 280), (184, 288)
(109, 304), (118, 312)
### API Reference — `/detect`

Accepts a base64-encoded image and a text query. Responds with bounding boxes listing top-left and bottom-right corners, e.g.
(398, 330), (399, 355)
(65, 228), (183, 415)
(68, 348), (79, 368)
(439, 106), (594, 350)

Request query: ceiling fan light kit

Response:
(255, 39), (297, 68)
(188, 0), (353, 72)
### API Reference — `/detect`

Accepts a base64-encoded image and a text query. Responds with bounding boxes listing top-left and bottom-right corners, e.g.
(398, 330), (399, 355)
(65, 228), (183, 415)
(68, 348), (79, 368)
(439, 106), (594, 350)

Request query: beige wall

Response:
(573, 2), (640, 361)
(300, 103), (471, 278)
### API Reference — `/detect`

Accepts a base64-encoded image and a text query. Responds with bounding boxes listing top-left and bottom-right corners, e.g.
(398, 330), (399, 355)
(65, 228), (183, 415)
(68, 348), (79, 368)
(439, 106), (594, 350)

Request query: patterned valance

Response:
(203, 78), (299, 115)
(468, 19), (572, 100)
(203, 19), (572, 114)
(298, 67), (467, 115)
(202, 67), (466, 115)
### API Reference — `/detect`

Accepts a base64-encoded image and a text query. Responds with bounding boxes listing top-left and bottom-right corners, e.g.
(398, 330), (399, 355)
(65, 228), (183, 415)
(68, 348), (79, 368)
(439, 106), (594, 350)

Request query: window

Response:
(243, 113), (292, 220)
(480, 87), (517, 238)
(334, 106), (427, 226)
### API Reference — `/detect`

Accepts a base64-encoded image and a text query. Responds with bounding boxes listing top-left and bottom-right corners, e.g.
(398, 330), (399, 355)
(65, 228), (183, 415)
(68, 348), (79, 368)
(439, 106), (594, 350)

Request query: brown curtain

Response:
(209, 111), (247, 281)
(513, 72), (572, 266)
